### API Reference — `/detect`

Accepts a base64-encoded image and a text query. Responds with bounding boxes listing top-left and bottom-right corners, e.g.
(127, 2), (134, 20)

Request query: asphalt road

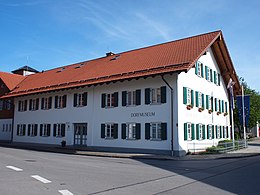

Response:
(0, 146), (259, 195)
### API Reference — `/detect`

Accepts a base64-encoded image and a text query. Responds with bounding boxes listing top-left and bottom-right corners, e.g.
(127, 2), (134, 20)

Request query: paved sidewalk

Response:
(0, 138), (260, 160)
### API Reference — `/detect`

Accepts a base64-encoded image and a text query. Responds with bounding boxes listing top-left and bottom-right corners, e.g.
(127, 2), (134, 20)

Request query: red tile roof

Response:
(2, 30), (237, 98)
(0, 72), (25, 91)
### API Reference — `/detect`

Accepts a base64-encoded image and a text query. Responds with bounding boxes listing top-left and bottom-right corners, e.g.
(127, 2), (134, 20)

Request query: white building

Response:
(1, 31), (240, 156)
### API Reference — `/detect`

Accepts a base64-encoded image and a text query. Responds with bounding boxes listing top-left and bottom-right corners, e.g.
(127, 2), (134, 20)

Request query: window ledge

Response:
(150, 138), (162, 141)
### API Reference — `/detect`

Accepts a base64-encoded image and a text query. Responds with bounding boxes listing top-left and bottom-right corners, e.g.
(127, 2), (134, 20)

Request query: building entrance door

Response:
(74, 123), (87, 146)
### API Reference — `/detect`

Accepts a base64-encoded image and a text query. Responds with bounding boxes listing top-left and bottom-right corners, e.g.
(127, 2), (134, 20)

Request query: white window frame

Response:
(187, 88), (192, 105)
(42, 124), (49, 137)
(126, 123), (136, 139)
(19, 100), (27, 112)
(206, 68), (210, 81)
(17, 124), (25, 136)
(198, 92), (203, 108)
(126, 91), (136, 106)
(198, 124), (203, 140)
(75, 93), (85, 107)
(216, 73), (219, 86)
(208, 96), (212, 110)
(150, 123), (162, 140)
(42, 97), (51, 110)
(106, 93), (115, 108)
(197, 62), (203, 77)
(150, 88), (161, 104)
(55, 123), (64, 137)
(217, 126), (220, 139)
(57, 96), (65, 109)
(187, 123), (192, 141)
(105, 123), (115, 139)
(208, 125), (212, 139)
(29, 124), (37, 137)
(30, 99), (38, 111)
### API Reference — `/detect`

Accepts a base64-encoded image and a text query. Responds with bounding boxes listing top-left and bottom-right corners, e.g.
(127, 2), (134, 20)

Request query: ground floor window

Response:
(101, 123), (118, 139)
(196, 124), (205, 140)
(28, 124), (38, 137)
(17, 124), (26, 136)
(121, 123), (141, 140)
(53, 123), (66, 137)
(207, 125), (213, 139)
(216, 125), (221, 139)
(40, 124), (51, 137)
(145, 122), (167, 140)
(184, 123), (194, 141)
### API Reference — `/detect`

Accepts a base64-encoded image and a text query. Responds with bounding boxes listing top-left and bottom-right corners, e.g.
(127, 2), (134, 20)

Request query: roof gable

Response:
(0, 72), (25, 91)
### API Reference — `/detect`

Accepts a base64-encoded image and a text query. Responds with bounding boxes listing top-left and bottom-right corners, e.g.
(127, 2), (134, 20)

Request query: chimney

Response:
(106, 52), (115, 57)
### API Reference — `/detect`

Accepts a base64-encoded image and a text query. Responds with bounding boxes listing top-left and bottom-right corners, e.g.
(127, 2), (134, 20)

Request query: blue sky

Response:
(0, 0), (259, 92)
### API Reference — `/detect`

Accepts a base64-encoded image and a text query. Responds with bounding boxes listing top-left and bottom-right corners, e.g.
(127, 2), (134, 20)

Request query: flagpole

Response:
(242, 86), (246, 147)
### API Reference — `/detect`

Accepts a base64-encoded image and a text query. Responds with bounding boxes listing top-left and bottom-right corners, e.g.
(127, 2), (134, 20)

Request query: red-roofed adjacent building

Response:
(0, 31), (240, 156)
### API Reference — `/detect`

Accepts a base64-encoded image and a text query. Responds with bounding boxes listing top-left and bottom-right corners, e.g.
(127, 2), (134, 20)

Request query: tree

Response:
(234, 78), (260, 138)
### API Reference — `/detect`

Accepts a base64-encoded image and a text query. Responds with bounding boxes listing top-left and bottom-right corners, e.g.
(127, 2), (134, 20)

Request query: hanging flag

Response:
(236, 95), (250, 127)
(227, 78), (235, 109)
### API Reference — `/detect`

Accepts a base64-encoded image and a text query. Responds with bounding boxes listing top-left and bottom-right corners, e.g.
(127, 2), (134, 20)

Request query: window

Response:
(216, 125), (220, 139)
(2, 124), (4, 132)
(184, 123), (194, 141)
(145, 86), (166, 105)
(195, 91), (204, 109)
(224, 126), (229, 138)
(55, 95), (67, 109)
(215, 98), (220, 112)
(183, 87), (194, 107)
(17, 124), (26, 136)
(29, 98), (39, 111)
(214, 71), (221, 86)
(206, 95), (213, 111)
(9, 124), (12, 132)
(145, 122), (167, 140)
(196, 124), (205, 140)
(0, 100), (12, 111)
(195, 61), (204, 78)
(40, 124), (51, 137)
(207, 125), (213, 139)
(224, 102), (228, 114)
(53, 123), (66, 137)
(121, 123), (141, 140)
(101, 123), (118, 139)
(74, 92), (87, 107)
(205, 66), (211, 81)
(101, 92), (118, 108)
(122, 90), (141, 106)
(0, 100), (3, 110)
(28, 124), (38, 137)
(41, 97), (52, 110)
(18, 100), (27, 112)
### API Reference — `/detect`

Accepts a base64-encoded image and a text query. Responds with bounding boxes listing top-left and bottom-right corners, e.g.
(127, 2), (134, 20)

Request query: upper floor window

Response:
(29, 98), (39, 111)
(55, 95), (67, 109)
(0, 100), (12, 111)
(195, 91), (204, 109)
(145, 86), (166, 105)
(184, 122), (195, 141)
(53, 123), (66, 137)
(17, 124), (26, 136)
(101, 92), (118, 108)
(74, 92), (87, 107)
(122, 90), (141, 106)
(214, 71), (221, 86)
(41, 97), (52, 110)
(121, 123), (141, 140)
(101, 123), (118, 139)
(145, 122), (167, 140)
(206, 95), (213, 112)
(195, 61), (204, 78)
(28, 124), (38, 137)
(18, 100), (27, 112)
(183, 87), (194, 107)
(40, 124), (51, 137)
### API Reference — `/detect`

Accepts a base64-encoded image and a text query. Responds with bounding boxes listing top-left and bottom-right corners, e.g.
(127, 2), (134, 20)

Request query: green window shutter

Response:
(145, 88), (150, 104)
(121, 124), (126, 139)
(191, 124), (195, 140)
(40, 124), (43, 136)
(184, 123), (188, 140)
(212, 125), (215, 139)
(161, 86), (167, 103)
(34, 124), (38, 136)
(205, 66), (208, 80)
(221, 100), (224, 113)
(136, 123), (141, 139)
(135, 89), (141, 105)
(114, 92), (118, 107)
(206, 95), (209, 109)
(210, 69), (213, 82)
(63, 95), (67, 108)
(122, 91), (127, 106)
(113, 124), (118, 139)
(47, 124), (51, 136)
(73, 94), (77, 107)
(195, 62), (198, 75)
(28, 124), (31, 136)
(145, 123), (150, 139)
(191, 90), (194, 106)
(101, 94), (106, 108)
(61, 124), (66, 137)
(218, 73), (220, 86)
(215, 98), (217, 111)
(220, 126), (222, 138)
(214, 71), (217, 84)
(195, 91), (199, 107)
(101, 124), (105, 138)
(202, 94), (205, 108)
(196, 124), (199, 140)
(207, 125), (209, 139)
(53, 124), (57, 137)
(83, 92), (88, 106)
(202, 125), (206, 139)
(201, 63), (204, 78)
(161, 123), (167, 140)
(183, 87), (187, 105)
(36, 98), (39, 110)
(48, 97), (52, 109)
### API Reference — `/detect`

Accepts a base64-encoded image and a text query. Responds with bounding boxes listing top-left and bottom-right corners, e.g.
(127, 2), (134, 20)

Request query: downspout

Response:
(161, 75), (174, 157)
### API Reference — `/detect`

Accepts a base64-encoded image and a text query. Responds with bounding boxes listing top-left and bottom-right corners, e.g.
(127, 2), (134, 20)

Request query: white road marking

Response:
(59, 189), (74, 195)
(6, 165), (23, 172)
(31, 175), (52, 184)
